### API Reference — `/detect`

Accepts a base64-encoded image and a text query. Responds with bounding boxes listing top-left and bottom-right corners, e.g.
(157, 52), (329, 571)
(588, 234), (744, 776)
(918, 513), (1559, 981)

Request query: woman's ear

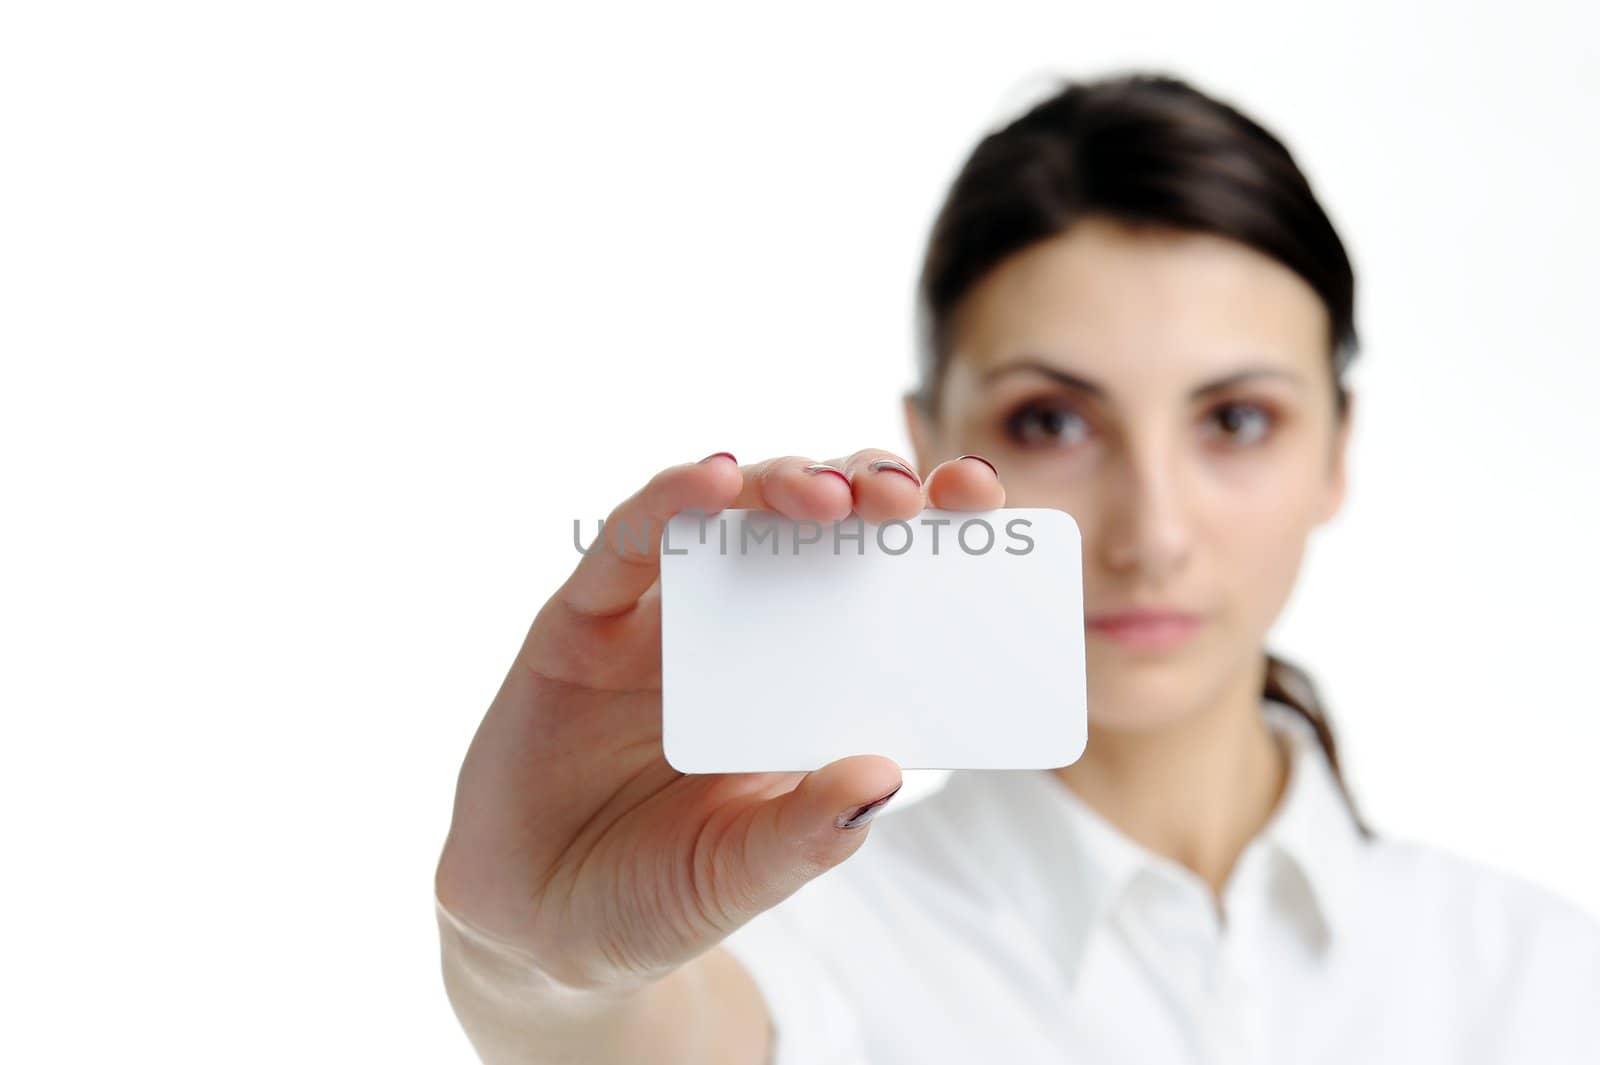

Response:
(1318, 390), (1354, 525)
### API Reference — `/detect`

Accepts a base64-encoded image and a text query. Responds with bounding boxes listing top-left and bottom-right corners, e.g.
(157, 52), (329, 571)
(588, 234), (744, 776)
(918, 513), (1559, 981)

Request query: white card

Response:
(659, 507), (1087, 772)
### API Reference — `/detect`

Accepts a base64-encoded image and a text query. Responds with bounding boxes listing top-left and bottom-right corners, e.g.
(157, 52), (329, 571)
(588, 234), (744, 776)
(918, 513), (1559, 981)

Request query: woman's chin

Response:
(1082, 621), (1252, 734)
(1084, 669), (1214, 735)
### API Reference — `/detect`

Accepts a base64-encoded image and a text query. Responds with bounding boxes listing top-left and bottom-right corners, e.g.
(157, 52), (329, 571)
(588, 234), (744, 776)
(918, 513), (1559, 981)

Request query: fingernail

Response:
(867, 459), (922, 487)
(957, 454), (999, 477)
(802, 463), (852, 488)
(835, 783), (903, 830)
(698, 451), (738, 465)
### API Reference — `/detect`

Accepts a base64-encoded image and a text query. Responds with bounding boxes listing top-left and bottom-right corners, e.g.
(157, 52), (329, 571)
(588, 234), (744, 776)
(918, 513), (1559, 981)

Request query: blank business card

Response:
(659, 507), (1087, 773)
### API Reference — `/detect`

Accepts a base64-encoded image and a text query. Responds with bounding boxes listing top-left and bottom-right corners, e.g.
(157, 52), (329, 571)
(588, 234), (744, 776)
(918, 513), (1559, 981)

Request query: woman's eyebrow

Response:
(979, 358), (1306, 399)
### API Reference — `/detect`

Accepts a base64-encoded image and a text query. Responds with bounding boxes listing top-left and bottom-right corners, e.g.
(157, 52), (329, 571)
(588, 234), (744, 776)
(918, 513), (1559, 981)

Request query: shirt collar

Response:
(1254, 697), (1366, 951)
(980, 697), (1366, 990)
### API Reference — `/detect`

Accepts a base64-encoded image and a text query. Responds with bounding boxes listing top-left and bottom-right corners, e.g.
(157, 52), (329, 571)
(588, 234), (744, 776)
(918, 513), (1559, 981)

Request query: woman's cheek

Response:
(1216, 472), (1321, 632)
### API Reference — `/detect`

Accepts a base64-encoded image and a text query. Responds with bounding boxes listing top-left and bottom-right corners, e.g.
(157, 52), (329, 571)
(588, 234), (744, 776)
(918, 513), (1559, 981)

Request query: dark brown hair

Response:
(912, 70), (1371, 838)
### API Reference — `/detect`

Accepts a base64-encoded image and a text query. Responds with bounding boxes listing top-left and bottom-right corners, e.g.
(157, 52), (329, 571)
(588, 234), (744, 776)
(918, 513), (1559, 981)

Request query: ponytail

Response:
(1263, 651), (1373, 839)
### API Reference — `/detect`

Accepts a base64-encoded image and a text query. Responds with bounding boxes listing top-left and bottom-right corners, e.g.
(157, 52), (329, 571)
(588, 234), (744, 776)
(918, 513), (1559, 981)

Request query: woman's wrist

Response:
(436, 897), (770, 1065)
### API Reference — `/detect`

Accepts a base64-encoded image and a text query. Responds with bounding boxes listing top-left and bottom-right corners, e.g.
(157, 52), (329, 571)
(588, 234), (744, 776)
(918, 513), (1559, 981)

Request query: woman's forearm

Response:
(437, 902), (772, 1065)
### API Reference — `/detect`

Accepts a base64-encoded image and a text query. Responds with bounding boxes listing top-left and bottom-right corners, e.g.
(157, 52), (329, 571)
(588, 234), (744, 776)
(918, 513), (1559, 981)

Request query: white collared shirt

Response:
(719, 701), (1600, 1063)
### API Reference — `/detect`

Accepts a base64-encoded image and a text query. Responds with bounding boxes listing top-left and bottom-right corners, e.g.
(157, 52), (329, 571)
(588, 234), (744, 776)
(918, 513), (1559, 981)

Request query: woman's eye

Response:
(1004, 402), (1091, 448)
(1206, 401), (1274, 445)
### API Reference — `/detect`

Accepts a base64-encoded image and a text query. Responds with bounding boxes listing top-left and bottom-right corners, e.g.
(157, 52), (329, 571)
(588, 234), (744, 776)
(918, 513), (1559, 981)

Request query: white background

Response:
(2, 2), (1596, 1060)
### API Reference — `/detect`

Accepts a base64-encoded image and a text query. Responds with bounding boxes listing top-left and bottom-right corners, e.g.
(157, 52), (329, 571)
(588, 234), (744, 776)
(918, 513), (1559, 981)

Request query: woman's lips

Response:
(1085, 610), (1204, 650)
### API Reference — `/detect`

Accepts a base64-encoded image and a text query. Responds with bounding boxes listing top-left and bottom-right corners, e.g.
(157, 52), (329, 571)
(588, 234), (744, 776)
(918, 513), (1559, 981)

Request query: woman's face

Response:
(905, 215), (1351, 733)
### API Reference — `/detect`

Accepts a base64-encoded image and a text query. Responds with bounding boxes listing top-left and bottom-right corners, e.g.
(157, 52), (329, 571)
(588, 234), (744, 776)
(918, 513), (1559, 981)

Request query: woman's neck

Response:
(1050, 662), (1289, 901)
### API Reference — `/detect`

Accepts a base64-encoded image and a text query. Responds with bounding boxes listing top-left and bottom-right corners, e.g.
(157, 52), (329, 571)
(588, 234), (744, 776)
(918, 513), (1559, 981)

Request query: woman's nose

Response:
(1096, 444), (1195, 583)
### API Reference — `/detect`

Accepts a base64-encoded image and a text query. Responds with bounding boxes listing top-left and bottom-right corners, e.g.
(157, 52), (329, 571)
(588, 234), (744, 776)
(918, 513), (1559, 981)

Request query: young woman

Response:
(433, 72), (1600, 1063)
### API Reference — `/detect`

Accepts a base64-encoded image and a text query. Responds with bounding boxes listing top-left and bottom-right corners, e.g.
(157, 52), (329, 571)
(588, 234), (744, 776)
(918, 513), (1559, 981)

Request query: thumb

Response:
(731, 754), (904, 917)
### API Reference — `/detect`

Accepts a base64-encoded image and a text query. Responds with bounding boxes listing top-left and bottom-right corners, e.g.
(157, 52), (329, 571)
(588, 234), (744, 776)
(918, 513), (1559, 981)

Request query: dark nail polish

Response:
(956, 454), (999, 477)
(802, 463), (852, 488)
(867, 459), (922, 486)
(698, 451), (738, 465)
(835, 783), (903, 830)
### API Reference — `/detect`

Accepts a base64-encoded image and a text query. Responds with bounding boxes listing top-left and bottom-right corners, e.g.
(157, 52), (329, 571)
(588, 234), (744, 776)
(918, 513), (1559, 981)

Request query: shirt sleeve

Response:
(719, 895), (875, 1065)
(1488, 889), (1600, 1062)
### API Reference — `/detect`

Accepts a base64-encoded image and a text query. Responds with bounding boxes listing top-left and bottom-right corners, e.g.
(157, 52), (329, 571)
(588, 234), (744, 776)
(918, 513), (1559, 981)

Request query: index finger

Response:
(557, 453), (743, 619)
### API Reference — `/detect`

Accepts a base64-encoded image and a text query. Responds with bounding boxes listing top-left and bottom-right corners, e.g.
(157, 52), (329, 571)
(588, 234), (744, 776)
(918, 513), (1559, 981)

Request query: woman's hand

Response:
(435, 449), (1006, 1000)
